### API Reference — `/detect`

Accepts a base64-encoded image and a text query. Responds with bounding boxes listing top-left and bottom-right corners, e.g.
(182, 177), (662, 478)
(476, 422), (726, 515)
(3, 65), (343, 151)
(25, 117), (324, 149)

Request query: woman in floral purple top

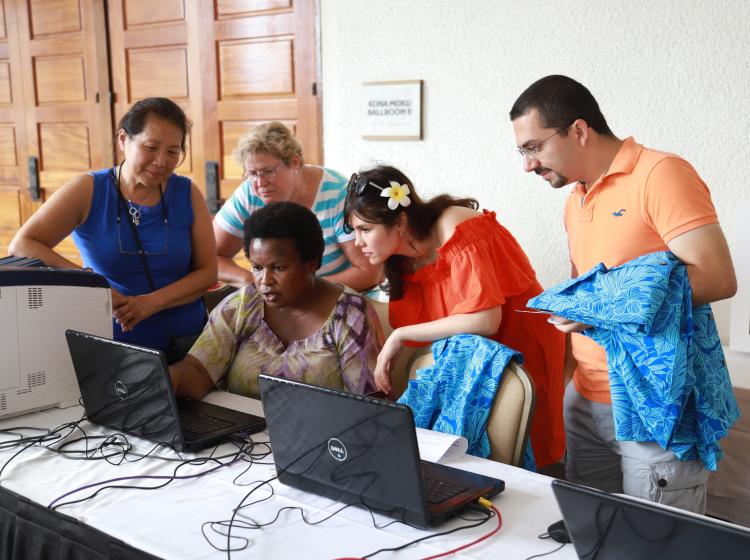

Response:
(169, 202), (381, 399)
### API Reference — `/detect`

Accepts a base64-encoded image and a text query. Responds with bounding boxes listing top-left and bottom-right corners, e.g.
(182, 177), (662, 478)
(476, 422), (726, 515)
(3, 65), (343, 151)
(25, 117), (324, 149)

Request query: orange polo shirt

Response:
(564, 137), (719, 403)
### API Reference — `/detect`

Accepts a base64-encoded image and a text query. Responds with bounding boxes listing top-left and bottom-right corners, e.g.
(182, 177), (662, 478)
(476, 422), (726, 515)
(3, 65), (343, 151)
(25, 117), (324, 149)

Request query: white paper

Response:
(415, 427), (468, 463)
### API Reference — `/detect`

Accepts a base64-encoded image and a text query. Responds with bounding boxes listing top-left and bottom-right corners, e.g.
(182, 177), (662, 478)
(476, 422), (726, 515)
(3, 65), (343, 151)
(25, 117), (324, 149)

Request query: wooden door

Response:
(1, 0), (112, 264)
(1, 0), (322, 263)
(0, 0), (28, 257)
(107, 0), (322, 200)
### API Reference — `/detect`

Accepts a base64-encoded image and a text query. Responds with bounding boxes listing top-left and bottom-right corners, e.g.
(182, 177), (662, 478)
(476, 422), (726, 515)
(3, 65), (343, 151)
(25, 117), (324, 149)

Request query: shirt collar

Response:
(605, 136), (642, 178)
(573, 137), (642, 195)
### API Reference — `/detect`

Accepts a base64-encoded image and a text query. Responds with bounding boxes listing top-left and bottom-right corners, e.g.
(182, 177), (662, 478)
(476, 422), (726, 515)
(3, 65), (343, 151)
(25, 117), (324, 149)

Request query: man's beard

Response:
(536, 167), (569, 188)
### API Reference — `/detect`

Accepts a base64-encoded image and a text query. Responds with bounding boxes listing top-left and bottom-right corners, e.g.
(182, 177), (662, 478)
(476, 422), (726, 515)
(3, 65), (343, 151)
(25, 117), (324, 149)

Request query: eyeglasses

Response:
(516, 123), (573, 159)
(117, 219), (169, 256)
(242, 162), (283, 182)
(347, 173), (385, 196)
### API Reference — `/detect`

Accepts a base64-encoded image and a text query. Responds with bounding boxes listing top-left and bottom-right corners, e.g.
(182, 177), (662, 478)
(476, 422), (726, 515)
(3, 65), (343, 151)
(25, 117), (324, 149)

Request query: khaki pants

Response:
(563, 382), (708, 514)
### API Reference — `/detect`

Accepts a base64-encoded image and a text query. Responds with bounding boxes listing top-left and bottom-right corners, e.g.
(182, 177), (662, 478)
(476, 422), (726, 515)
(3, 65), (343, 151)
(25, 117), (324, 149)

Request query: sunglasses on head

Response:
(347, 173), (386, 196)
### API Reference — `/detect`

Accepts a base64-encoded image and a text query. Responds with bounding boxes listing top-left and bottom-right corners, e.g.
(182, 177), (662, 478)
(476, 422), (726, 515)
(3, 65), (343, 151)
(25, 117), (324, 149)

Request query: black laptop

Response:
(65, 330), (266, 452)
(258, 374), (505, 529)
(552, 479), (750, 559)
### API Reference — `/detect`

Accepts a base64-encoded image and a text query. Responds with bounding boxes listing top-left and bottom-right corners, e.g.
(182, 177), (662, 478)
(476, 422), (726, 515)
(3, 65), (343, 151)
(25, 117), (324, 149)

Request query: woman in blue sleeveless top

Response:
(9, 98), (217, 357)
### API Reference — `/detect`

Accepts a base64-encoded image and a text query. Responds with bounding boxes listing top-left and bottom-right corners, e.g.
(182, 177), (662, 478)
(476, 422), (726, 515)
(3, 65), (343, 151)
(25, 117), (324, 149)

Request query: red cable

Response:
(333, 504), (502, 560)
(419, 505), (502, 560)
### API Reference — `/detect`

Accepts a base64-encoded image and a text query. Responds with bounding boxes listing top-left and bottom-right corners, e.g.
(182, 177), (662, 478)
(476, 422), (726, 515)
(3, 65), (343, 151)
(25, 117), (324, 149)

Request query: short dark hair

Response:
(117, 97), (191, 153)
(509, 75), (614, 136)
(243, 202), (324, 269)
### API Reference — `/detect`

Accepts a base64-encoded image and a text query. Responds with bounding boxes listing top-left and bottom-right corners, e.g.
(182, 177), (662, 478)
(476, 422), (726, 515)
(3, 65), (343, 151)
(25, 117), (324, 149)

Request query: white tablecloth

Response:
(0, 401), (575, 559)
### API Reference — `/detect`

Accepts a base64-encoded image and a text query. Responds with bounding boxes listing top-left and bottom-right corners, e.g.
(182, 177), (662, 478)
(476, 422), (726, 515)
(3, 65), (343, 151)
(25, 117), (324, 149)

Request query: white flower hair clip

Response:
(380, 181), (411, 210)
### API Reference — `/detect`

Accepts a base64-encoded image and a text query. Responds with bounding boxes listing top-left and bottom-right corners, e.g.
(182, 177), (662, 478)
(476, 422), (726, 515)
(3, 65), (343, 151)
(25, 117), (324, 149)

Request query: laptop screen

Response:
(552, 479), (750, 559)
(259, 374), (430, 526)
(66, 330), (183, 449)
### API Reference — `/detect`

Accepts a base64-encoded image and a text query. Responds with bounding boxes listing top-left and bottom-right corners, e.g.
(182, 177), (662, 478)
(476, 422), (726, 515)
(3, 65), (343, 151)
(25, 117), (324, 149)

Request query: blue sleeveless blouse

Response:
(72, 168), (206, 352)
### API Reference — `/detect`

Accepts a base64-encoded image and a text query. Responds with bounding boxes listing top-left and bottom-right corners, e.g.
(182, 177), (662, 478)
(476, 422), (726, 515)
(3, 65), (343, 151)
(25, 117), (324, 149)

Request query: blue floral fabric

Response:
(397, 335), (535, 470)
(528, 251), (739, 470)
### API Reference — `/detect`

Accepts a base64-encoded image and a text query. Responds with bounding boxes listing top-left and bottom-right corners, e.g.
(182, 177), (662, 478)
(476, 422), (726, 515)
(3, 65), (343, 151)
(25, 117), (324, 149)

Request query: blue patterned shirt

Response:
(398, 335), (535, 470)
(528, 251), (739, 470)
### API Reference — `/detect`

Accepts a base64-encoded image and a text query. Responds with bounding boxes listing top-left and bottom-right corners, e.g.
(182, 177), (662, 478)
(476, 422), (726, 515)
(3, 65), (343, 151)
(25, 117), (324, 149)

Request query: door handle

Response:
(205, 160), (221, 215)
(28, 156), (41, 201)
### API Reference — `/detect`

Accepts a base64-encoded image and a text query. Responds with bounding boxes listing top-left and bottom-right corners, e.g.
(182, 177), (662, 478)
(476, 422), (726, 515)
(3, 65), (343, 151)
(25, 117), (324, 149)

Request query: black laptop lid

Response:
(259, 375), (430, 527)
(65, 330), (184, 449)
(552, 479), (750, 559)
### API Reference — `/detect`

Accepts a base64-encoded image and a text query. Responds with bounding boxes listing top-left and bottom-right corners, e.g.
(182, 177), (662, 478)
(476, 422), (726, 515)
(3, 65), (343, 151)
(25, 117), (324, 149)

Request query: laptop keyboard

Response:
(180, 413), (233, 435)
(423, 477), (469, 504)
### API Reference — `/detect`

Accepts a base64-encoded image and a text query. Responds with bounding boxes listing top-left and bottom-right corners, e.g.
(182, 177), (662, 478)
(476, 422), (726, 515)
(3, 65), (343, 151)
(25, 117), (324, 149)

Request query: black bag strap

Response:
(125, 210), (157, 292)
(115, 174), (157, 293)
(112, 163), (163, 292)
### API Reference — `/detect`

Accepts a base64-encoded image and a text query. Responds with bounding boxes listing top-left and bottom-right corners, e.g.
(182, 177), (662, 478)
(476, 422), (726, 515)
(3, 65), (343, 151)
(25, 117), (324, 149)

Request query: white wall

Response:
(320, 0), (750, 341)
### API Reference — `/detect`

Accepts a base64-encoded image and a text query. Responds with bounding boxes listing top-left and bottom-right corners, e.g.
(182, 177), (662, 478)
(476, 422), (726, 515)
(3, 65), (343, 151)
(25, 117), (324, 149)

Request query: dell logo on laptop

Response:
(114, 380), (128, 401)
(327, 438), (347, 461)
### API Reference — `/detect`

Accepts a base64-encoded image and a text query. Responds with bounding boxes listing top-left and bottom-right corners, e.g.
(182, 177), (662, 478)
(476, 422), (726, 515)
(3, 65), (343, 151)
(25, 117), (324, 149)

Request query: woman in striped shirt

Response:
(213, 122), (381, 292)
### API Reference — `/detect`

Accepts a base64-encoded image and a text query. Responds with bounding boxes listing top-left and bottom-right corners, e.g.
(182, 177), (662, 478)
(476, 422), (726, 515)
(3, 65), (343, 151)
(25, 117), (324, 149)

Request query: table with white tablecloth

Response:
(0, 395), (575, 560)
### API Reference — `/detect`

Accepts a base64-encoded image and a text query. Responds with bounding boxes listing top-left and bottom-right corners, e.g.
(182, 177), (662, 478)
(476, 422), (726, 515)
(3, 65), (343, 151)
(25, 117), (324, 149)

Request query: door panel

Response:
(28, 0), (82, 36)
(124, 0), (184, 26)
(128, 46), (190, 100)
(219, 38), (295, 97)
(35, 56), (87, 104)
(0, 125), (17, 167)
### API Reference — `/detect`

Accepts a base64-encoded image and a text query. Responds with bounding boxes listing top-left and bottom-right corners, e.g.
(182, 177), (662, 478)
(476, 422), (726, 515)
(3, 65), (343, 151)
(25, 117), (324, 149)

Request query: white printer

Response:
(0, 266), (112, 419)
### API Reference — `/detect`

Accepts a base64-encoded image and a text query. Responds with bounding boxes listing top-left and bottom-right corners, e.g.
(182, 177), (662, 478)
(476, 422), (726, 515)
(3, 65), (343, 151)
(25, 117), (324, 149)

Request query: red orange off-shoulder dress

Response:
(389, 210), (565, 468)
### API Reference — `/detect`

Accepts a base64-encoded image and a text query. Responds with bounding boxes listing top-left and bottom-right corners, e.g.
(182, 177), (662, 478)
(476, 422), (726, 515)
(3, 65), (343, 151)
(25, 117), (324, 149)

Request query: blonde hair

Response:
(233, 121), (304, 166)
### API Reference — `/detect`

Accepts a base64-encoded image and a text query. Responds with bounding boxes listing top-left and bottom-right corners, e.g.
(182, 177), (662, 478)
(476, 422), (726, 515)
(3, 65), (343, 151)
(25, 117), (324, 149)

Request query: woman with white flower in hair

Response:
(344, 165), (566, 469)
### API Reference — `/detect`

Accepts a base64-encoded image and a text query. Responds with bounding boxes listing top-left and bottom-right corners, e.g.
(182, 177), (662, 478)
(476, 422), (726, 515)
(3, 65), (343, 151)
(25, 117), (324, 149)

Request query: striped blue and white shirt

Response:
(214, 167), (354, 276)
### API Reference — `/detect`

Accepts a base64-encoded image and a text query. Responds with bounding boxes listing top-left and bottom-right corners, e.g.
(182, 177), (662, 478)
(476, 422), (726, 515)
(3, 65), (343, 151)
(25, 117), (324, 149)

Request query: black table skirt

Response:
(0, 486), (160, 560)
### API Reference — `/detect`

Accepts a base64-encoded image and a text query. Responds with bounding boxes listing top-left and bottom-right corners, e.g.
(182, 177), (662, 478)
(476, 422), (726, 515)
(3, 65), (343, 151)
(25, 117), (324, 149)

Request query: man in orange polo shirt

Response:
(509, 75), (737, 513)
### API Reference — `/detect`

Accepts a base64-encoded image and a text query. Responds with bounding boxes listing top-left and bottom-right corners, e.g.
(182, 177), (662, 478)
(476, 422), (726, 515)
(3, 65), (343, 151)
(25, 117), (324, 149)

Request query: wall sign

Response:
(362, 80), (422, 140)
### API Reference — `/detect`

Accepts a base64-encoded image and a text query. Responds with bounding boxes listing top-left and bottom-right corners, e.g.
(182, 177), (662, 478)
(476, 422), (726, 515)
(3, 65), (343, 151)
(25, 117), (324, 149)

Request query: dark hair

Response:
(343, 165), (478, 299)
(509, 75), (614, 137)
(117, 97), (191, 153)
(243, 202), (324, 269)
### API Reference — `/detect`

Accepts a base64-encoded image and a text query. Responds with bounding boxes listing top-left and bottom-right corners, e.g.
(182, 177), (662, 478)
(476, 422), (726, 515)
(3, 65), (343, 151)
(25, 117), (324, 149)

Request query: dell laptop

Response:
(552, 479), (750, 559)
(258, 374), (505, 529)
(65, 330), (266, 452)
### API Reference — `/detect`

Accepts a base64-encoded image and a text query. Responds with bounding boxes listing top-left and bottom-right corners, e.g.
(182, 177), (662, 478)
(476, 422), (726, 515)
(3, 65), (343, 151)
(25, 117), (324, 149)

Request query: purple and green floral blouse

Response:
(188, 285), (381, 398)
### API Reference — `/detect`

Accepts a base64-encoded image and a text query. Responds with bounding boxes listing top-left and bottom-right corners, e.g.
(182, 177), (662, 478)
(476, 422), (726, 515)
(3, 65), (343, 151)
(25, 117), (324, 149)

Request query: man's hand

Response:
(548, 315), (591, 334)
